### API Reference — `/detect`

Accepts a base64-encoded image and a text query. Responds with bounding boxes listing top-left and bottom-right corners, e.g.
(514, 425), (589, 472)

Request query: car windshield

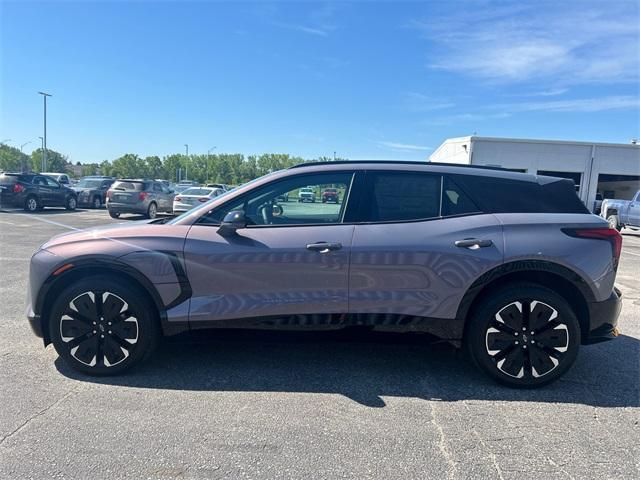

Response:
(181, 187), (213, 196)
(168, 173), (272, 225)
(76, 179), (104, 188)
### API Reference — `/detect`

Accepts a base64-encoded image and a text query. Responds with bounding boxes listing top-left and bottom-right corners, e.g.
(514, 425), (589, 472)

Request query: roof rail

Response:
(289, 160), (511, 171)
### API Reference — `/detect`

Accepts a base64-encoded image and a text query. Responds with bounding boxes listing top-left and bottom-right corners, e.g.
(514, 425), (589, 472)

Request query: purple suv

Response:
(26, 161), (623, 387)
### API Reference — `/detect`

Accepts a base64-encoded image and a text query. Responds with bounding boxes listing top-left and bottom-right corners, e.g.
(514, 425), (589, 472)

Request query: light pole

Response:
(20, 141), (32, 172)
(184, 144), (189, 180)
(38, 136), (44, 172)
(38, 91), (52, 171)
(207, 146), (216, 182)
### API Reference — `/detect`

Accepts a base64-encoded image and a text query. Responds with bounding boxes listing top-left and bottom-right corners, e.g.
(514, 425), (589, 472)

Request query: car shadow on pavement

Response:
(55, 329), (639, 408)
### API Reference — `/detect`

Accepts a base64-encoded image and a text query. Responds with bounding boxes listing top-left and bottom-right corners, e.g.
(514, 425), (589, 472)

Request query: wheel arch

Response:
(458, 260), (594, 344)
(36, 259), (166, 345)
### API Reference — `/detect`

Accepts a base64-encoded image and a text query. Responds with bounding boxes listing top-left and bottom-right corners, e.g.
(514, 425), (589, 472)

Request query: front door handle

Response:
(455, 238), (493, 249)
(306, 242), (342, 253)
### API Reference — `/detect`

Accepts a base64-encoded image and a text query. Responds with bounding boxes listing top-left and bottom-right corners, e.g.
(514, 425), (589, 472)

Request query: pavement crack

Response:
(461, 402), (505, 480)
(547, 456), (576, 480)
(0, 388), (78, 447)
(430, 401), (458, 480)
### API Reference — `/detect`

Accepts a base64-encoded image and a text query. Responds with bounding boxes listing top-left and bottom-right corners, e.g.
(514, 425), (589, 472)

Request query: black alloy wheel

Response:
(49, 276), (159, 375)
(467, 284), (580, 388)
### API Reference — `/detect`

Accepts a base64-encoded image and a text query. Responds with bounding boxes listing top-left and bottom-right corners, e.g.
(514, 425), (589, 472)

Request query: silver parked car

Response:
(26, 161), (622, 387)
(106, 179), (175, 219)
(173, 186), (225, 213)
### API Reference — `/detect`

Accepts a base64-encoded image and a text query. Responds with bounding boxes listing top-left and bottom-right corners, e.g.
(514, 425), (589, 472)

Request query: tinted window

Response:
(111, 181), (145, 191)
(44, 177), (60, 187)
(451, 175), (589, 214)
(153, 183), (162, 192)
(364, 172), (440, 222)
(33, 176), (47, 186)
(199, 171), (354, 226)
(442, 176), (482, 216)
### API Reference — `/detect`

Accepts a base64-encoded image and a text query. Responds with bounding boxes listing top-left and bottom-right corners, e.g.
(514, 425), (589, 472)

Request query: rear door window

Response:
(362, 171), (441, 222)
(442, 176), (482, 216)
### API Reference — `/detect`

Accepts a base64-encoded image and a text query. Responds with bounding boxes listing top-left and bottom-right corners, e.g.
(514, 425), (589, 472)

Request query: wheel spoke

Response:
(529, 301), (557, 331)
(71, 292), (98, 320)
(496, 346), (526, 378)
(108, 332), (135, 350)
(102, 293), (126, 322)
(495, 302), (523, 331)
(60, 317), (93, 340)
(529, 344), (558, 377)
(71, 335), (99, 365)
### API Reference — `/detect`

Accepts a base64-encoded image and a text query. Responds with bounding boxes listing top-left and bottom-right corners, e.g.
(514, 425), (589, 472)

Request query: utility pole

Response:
(38, 136), (44, 171)
(333, 151), (336, 161)
(38, 92), (52, 171)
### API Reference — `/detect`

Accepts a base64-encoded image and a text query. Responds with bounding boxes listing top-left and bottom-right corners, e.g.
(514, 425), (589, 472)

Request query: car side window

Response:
(44, 177), (59, 187)
(442, 176), (482, 216)
(33, 176), (46, 186)
(362, 172), (441, 222)
(153, 183), (162, 193)
(198, 172), (354, 226)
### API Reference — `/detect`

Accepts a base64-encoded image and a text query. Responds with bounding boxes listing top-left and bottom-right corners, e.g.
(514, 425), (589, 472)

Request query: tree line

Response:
(0, 144), (343, 185)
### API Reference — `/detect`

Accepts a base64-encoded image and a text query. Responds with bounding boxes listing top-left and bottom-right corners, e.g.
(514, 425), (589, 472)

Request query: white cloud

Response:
(506, 95), (640, 113)
(376, 141), (433, 151)
(412, 1), (640, 85)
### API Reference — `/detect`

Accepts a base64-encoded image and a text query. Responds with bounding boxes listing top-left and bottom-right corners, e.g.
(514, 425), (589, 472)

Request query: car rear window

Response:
(0, 174), (20, 184)
(111, 181), (147, 191)
(451, 174), (589, 214)
(182, 188), (213, 196)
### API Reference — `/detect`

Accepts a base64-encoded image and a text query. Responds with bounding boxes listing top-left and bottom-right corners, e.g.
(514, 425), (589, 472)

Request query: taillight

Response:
(106, 191), (112, 199)
(138, 192), (148, 201)
(174, 196), (182, 202)
(13, 183), (25, 193)
(562, 227), (622, 269)
(198, 197), (208, 202)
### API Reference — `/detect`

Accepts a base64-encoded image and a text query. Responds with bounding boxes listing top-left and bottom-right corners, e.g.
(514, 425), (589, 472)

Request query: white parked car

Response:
(173, 187), (224, 213)
(298, 187), (316, 203)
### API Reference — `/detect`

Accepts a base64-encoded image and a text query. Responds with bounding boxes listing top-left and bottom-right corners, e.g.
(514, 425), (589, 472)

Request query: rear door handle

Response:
(306, 242), (342, 253)
(455, 238), (493, 249)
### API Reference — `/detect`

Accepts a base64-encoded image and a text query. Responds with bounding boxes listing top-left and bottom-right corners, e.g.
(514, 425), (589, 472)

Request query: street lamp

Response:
(20, 141), (33, 172)
(206, 146), (217, 182)
(184, 144), (189, 180)
(38, 91), (52, 171)
(38, 136), (44, 172)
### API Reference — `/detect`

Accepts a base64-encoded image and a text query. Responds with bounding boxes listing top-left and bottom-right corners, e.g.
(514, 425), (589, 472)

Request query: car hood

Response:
(40, 221), (190, 257)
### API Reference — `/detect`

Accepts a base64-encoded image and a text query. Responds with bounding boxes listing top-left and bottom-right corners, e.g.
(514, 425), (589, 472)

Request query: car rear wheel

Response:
(466, 283), (580, 388)
(146, 202), (157, 219)
(49, 276), (159, 375)
(24, 195), (39, 212)
(108, 210), (120, 218)
(93, 196), (102, 209)
(65, 196), (77, 210)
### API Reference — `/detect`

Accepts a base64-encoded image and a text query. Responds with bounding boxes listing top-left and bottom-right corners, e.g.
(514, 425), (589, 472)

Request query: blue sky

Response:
(1, 0), (639, 164)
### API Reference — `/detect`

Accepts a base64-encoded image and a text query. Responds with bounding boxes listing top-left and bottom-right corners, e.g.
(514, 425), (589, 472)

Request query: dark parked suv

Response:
(73, 176), (115, 209)
(26, 161), (622, 387)
(106, 179), (175, 219)
(0, 173), (78, 211)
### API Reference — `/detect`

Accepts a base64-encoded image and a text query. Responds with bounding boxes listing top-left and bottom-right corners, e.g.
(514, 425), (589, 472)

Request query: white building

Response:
(429, 136), (640, 212)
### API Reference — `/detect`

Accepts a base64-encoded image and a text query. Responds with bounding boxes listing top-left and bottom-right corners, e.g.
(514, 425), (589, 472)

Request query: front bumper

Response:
(584, 287), (622, 344)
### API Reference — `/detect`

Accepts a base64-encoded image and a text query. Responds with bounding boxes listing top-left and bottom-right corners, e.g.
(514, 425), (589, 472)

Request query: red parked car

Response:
(322, 188), (339, 203)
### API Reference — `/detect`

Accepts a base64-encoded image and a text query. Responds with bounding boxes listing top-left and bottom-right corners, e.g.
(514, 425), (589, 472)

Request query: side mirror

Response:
(218, 210), (247, 237)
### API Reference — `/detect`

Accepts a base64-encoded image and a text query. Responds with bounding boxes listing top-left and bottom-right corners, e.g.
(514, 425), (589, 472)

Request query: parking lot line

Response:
(10, 213), (81, 232)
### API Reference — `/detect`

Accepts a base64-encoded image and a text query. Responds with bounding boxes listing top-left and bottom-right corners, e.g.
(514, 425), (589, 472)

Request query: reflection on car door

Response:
(184, 171), (356, 326)
(348, 171), (504, 322)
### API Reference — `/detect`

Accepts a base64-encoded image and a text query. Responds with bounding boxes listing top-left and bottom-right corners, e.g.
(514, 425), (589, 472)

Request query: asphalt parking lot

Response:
(0, 208), (638, 479)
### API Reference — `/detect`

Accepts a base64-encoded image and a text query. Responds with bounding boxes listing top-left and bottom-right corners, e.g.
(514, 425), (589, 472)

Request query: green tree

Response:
(0, 144), (30, 172)
(29, 148), (68, 173)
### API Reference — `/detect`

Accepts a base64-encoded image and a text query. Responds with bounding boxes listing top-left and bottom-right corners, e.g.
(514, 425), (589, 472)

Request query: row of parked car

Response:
(0, 172), (230, 218)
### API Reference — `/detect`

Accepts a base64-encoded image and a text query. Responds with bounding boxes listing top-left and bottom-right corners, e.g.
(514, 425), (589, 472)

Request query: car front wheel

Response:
(93, 196), (102, 209)
(466, 283), (580, 388)
(49, 276), (159, 375)
(65, 196), (77, 210)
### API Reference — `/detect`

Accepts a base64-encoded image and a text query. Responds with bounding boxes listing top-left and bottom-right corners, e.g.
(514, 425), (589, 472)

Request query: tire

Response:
(465, 283), (580, 388)
(607, 214), (621, 231)
(146, 202), (157, 219)
(24, 195), (39, 212)
(65, 196), (77, 211)
(108, 210), (121, 219)
(92, 196), (102, 209)
(48, 275), (160, 375)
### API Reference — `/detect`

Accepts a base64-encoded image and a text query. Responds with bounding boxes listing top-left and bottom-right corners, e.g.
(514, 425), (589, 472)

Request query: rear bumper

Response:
(584, 287), (622, 344)
(107, 202), (146, 214)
